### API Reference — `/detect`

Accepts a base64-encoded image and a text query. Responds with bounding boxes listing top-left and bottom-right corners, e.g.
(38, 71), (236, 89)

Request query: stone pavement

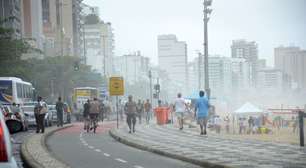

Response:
(110, 124), (306, 168)
(21, 125), (72, 168)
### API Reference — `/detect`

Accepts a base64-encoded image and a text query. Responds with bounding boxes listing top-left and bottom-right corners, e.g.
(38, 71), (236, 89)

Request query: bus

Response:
(0, 77), (34, 105)
(73, 87), (98, 111)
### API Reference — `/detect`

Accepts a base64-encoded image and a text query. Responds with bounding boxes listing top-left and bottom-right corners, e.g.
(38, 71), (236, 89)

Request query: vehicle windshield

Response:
(0, 80), (12, 96)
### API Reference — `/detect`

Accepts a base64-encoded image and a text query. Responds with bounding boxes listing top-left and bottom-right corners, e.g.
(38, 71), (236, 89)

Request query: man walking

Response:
(144, 99), (152, 124)
(83, 99), (90, 130)
(136, 99), (144, 124)
(174, 93), (186, 130)
(34, 96), (47, 133)
(195, 91), (209, 135)
(55, 97), (64, 127)
(89, 98), (100, 133)
(125, 95), (137, 133)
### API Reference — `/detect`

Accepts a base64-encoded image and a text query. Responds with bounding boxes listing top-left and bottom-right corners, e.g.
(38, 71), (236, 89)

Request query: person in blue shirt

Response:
(194, 90), (210, 135)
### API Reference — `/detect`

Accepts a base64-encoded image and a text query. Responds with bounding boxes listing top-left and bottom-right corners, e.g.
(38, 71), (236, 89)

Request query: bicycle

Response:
(87, 113), (99, 133)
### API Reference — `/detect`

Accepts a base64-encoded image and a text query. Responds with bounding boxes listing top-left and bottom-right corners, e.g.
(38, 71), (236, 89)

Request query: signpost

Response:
(109, 77), (124, 128)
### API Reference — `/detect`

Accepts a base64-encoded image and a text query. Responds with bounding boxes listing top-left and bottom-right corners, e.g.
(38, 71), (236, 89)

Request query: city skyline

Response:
(84, 0), (306, 66)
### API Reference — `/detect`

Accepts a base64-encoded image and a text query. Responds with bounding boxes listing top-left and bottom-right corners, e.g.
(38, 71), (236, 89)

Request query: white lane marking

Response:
(84, 143), (88, 146)
(134, 166), (144, 168)
(88, 146), (94, 149)
(103, 153), (110, 157)
(95, 149), (101, 152)
(115, 158), (127, 163)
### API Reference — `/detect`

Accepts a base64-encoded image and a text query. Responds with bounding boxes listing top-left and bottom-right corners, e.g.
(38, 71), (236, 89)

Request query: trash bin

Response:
(154, 107), (170, 125)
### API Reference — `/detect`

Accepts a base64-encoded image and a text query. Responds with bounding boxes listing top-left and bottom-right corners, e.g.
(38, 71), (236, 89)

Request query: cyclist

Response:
(88, 98), (100, 133)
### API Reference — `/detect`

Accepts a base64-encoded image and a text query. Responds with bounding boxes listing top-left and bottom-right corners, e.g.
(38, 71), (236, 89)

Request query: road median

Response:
(21, 125), (73, 168)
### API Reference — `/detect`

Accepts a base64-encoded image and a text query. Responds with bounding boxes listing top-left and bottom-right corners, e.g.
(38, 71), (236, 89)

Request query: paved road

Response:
(47, 122), (201, 168)
(11, 128), (35, 168)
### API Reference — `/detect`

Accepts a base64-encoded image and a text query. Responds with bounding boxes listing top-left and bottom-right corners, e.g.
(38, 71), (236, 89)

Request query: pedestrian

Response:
(118, 99), (124, 121)
(136, 99), (144, 124)
(214, 115), (222, 134)
(83, 99), (90, 130)
(144, 99), (152, 124)
(248, 116), (254, 134)
(194, 91), (209, 135)
(124, 95), (137, 133)
(98, 99), (104, 122)
(292, 116), (298, 134)
(89, 98), (100, 133)
(104, 98), (112, 120)
(174, 93), (186, 130)
(34, 96), (47, 133)
(55, 97), (64, 127)
(224, 116), (230, 133)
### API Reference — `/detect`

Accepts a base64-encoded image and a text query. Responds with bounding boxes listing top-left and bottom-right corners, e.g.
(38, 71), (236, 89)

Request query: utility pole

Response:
(203, 0), (212, 99)
(82, 24), (87, 64)
(148, 70), (153, 109)
(101, 35), (108, 78)
(60, 0), (64, 57)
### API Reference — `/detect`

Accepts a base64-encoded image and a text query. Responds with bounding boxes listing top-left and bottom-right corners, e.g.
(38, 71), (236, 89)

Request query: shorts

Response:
(197, 117), (208, 126)
(176, 112), (184, 119)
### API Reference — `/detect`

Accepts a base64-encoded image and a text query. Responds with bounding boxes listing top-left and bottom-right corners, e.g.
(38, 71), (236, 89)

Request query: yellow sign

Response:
(109, 77), (124, 96)
(75, 90), (90, 97)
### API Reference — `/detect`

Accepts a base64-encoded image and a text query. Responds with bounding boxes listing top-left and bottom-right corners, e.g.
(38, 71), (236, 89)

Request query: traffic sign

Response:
(109, 77), (124, 96)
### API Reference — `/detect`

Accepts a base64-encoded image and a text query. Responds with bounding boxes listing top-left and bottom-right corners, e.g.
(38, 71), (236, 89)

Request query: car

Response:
(0, 106), (18, 168)
(22, 103), (53, 127)
(0, 105), (28, 133)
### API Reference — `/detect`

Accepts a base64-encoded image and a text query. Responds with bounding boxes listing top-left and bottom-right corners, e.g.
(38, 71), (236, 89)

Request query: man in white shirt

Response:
(173, 93), (186, 130)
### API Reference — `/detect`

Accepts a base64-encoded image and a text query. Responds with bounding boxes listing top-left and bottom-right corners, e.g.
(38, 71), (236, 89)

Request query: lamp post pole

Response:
(203, 0), (212, 99)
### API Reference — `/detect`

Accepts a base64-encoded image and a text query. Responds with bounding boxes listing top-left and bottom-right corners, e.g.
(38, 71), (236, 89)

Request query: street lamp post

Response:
(203, 0), (212, 99)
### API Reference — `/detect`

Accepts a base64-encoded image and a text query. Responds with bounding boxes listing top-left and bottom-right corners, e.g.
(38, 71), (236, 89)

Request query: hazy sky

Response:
(84, 0), (306, 66)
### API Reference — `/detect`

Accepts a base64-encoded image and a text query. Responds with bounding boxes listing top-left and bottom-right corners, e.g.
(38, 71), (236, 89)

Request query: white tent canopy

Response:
(234, 102), (264, 115)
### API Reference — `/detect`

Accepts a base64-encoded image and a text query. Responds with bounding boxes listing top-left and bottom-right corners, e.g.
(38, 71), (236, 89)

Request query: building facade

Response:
(158, 34), (188, 94)
(84, 16), (114, 76)
(231, 39), (258, 86)
(257, 68), (291, 90)
(274, 46), (306, 89)
(0, 0), (22, 39)
(42, 0), (74, 57)
(113, 52), (150, 84)
(21, 0), (44, 50)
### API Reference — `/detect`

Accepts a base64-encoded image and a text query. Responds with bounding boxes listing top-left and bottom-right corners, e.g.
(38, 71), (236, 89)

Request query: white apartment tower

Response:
(158, 35), (188, 94)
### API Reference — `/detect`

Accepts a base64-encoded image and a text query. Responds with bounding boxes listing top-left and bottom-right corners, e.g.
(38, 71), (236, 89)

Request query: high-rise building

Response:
(274, 46), (306, 89)
(158, 34), (188, 94)
(231, 39), (258, 86)
(0, 0), (22, 39)
(21, 0), (44, 50)
(113, 51), (150, 84)
(257, 68), (291, 90)
(84, 14), (114, 76)
(42, 0), (74, 57)
(72, 0), (83, 59)
(188, 55), (251, 97)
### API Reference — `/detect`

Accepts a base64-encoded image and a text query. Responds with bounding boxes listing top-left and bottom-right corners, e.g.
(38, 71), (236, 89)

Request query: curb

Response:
(21, 125), (73, 168)
(109, 129), (231, 168)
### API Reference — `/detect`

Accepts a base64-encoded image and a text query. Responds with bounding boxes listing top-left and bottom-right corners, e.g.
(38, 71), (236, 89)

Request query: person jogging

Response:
(194, 91), (209, 135)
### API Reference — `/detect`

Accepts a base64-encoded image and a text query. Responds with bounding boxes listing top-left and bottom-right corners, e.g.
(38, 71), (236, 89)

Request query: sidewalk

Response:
(110, 124), (306, 168)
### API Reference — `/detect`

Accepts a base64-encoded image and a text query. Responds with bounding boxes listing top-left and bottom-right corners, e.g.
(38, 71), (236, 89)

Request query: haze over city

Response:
(84, 0), (306, 65)
(0, 0), (306, 168)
